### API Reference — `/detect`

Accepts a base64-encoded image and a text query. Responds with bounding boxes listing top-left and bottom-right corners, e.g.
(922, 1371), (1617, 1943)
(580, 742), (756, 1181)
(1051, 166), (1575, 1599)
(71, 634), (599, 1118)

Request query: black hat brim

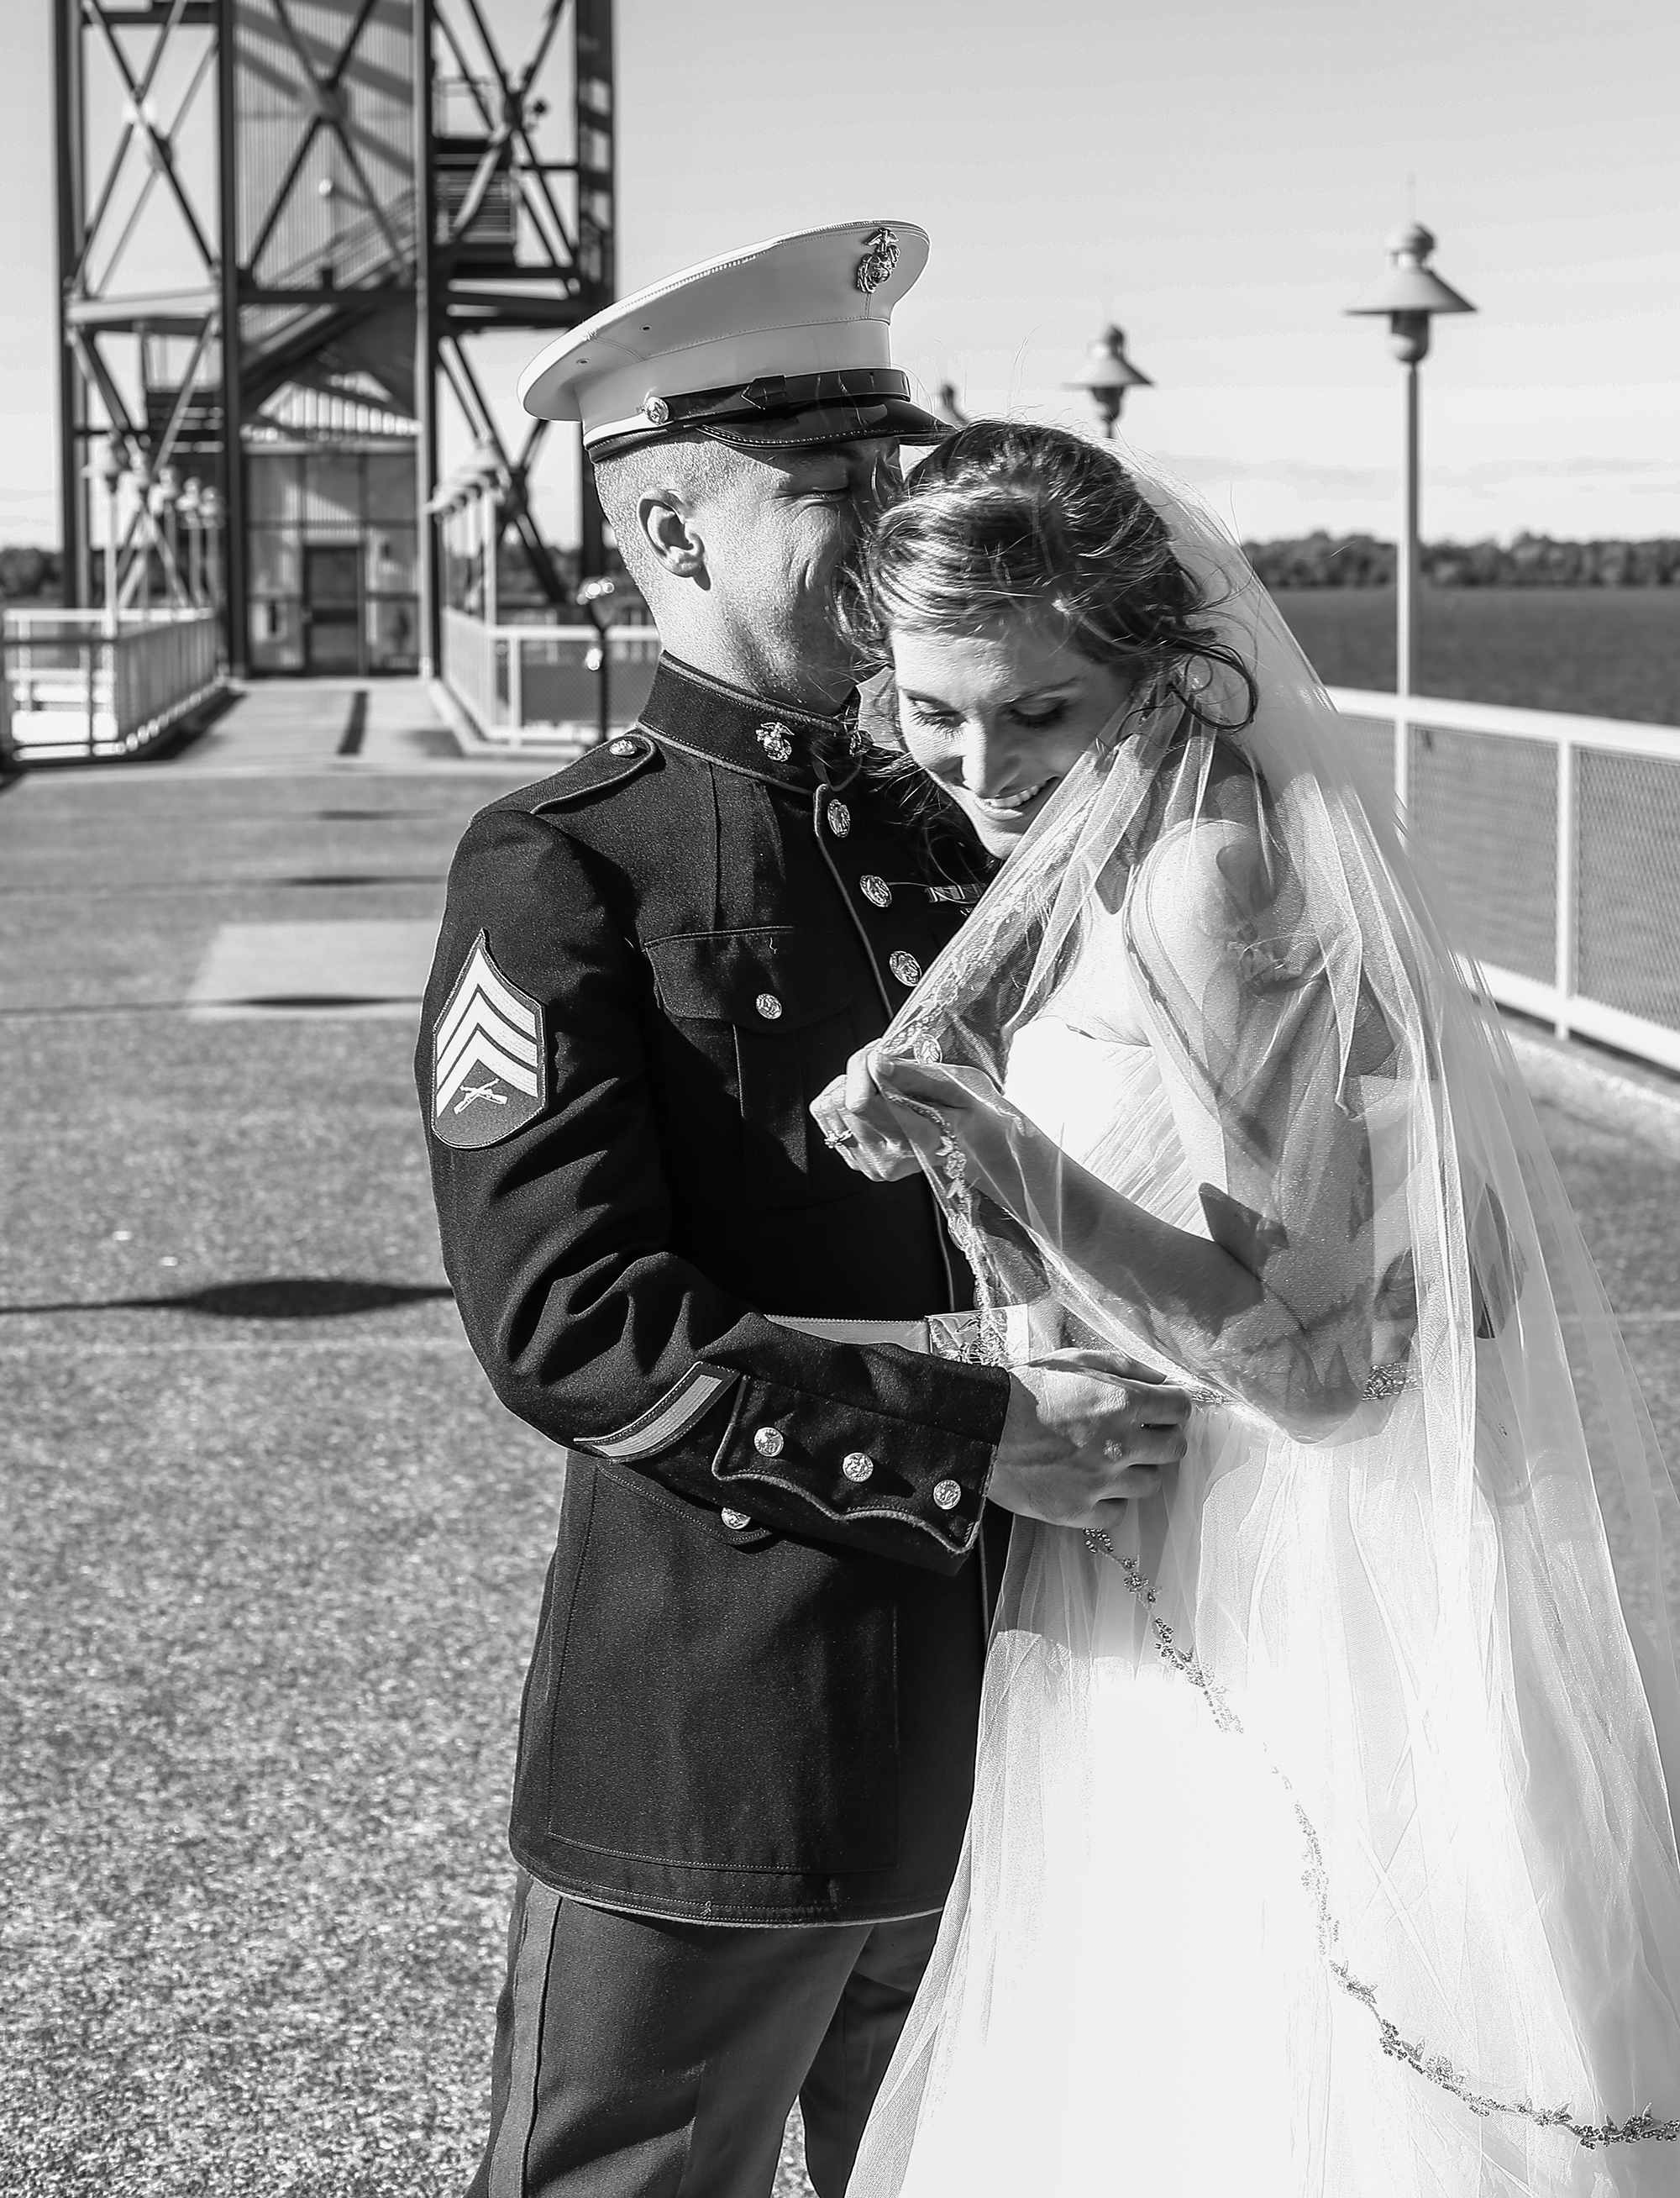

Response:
(591, 397), (948, 464)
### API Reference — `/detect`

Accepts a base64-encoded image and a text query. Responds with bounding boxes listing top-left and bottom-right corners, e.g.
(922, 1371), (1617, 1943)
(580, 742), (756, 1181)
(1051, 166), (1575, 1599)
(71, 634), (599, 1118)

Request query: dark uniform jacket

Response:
(418, 655), (1014, 1925)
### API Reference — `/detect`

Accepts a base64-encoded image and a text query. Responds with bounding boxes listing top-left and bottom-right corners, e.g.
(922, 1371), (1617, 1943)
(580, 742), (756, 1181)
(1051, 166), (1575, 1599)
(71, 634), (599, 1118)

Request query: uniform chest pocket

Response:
(644, 928), (860, 1208)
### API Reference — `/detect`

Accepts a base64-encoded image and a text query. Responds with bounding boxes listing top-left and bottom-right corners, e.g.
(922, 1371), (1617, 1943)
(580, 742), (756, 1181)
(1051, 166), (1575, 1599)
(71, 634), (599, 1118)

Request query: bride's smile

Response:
(889, 618), (1136, 855)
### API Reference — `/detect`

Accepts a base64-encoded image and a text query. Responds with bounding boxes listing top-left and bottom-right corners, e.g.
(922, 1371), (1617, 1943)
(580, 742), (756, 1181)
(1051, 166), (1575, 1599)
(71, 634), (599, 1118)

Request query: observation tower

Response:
(52, 0), (617, 676)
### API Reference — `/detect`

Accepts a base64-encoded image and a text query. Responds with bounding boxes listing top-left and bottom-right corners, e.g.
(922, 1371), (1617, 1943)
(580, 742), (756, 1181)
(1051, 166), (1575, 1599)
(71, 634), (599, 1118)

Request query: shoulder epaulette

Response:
(530, 731), (659, 812)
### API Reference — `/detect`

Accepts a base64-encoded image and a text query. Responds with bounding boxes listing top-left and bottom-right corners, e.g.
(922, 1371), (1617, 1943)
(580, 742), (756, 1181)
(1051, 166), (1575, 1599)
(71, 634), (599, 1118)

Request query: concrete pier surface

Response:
(4, 696), (1679, 2195)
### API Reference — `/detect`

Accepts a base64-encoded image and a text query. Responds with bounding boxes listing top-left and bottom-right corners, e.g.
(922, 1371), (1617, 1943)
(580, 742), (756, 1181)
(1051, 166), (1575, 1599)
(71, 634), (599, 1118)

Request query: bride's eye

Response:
(906, 701), (962, 734)
(1012, 703), (1068, 729)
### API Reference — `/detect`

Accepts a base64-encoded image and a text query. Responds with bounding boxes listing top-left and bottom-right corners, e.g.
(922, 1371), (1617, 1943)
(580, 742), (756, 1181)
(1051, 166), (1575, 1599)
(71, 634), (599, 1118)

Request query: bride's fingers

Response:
(873, 1057), (981, 1112)
(1088, 1474), (1163, 1522)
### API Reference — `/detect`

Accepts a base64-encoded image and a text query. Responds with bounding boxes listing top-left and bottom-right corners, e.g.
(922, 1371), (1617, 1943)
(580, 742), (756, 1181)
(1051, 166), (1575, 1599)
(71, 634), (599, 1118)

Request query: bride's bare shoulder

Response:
(1125, 745), (1284, 971)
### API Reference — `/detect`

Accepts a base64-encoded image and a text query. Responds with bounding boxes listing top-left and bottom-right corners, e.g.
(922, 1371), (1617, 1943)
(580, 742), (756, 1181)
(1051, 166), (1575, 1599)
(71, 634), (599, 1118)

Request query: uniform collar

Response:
(639, 655), (867, 791)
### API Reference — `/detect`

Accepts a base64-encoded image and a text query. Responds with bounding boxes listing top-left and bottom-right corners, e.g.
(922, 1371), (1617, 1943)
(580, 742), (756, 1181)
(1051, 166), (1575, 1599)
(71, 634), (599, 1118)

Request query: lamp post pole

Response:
(179, 478), (203, 606)
(1064, 323), (1152, 439)
(96, 438), (123, 639)
(155, 465), (180, 607)
(1347, 222), (1475, 788)
(576, 576), (617, 747)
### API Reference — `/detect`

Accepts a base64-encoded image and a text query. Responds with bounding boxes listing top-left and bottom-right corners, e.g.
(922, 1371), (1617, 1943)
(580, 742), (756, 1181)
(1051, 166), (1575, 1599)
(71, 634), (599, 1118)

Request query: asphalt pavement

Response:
(3, 680), (1678, 2195)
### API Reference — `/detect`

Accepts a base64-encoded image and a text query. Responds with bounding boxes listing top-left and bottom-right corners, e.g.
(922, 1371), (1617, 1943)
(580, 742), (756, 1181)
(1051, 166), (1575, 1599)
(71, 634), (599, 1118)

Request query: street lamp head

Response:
(198, 486), (222, 528)
(178, 476), (202, 519)
(95, 436), (126, 492)
(1064, 323), (1153, 436)
(1347, 219), (1475, 365)
(466, 439), (503, 498)
(933, 381), (969, 431)
(575, 576), (618, 629)
(153, 463), (180, 513)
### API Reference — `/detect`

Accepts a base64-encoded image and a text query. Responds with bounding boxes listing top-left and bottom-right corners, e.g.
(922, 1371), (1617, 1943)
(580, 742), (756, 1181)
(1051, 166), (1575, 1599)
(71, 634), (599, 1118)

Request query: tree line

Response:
(4, 535), (1678, 602)
(1242, 533), (1680, 589)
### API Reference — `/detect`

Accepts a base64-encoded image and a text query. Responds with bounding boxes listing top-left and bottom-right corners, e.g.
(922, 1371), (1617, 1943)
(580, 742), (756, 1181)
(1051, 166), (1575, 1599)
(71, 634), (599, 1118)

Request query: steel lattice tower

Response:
(54, 0), (616, 677)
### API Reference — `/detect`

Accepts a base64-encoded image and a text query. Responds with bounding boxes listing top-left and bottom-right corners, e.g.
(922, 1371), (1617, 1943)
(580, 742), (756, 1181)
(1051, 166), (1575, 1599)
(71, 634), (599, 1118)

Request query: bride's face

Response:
(890, 615), (1136, 858)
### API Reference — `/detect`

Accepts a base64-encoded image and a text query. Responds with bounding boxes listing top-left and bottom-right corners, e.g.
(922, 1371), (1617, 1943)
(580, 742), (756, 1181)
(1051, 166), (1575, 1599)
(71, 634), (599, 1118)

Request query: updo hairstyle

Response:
(844, 420), (1257, 735)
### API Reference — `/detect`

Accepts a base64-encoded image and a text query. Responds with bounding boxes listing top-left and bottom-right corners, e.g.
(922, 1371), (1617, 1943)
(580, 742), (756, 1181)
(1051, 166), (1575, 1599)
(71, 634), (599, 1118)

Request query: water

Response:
(1276, 587), (1680, 727)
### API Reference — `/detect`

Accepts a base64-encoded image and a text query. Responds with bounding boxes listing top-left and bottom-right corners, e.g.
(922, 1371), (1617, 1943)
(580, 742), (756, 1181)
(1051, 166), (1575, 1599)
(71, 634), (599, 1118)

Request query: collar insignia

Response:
(756, 721), (795, 762)
(431, 932), (548, 1151)
(854, 227), (900, 297)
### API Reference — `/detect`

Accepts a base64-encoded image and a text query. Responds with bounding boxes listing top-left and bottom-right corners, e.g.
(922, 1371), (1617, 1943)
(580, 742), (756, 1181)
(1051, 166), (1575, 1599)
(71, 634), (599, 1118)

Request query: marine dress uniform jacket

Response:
(418, 656), (1014, 1927)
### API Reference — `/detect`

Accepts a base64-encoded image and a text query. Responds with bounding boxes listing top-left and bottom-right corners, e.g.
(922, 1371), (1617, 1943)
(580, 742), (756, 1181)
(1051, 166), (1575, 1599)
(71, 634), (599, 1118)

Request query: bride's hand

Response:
(871, 1057), (1051, 1219)
(810, 1050), (925, 1182)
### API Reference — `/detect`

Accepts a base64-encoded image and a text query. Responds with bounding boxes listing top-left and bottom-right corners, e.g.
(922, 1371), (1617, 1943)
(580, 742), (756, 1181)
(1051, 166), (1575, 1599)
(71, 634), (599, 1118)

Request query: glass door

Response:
(303, 544), (362, 674)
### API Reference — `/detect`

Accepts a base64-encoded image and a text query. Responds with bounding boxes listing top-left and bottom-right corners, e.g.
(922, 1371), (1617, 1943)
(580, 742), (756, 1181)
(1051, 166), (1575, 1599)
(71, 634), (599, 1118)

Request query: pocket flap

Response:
(644, 928), (852, 1033)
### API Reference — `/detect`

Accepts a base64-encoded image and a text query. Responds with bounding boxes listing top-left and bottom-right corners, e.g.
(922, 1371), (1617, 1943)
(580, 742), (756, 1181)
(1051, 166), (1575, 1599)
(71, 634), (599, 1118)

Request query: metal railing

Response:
(3, 608), (223, 763)
(441, 608), (661, 750)
(1329, 687), (1680, 1074)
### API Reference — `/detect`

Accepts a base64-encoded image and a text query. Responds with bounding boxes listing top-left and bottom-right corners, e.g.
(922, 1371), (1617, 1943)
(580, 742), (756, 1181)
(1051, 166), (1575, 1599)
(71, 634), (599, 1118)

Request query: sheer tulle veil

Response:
(851, 472), (1680, 2196)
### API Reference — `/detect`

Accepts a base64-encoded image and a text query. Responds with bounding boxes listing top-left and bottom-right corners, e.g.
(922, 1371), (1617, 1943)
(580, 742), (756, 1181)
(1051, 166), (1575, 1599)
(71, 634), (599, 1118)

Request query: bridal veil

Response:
(851, 479), (1680, 2196)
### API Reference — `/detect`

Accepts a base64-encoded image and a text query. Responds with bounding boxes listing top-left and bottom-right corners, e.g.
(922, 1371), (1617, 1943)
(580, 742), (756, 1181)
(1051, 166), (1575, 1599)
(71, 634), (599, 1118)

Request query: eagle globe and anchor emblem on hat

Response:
(516, 218), (945, 460)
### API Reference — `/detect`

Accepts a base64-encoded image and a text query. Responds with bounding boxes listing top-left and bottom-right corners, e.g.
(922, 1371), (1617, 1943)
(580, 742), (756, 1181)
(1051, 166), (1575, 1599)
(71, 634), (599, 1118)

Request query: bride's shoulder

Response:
(1123, 746), (1289, 977)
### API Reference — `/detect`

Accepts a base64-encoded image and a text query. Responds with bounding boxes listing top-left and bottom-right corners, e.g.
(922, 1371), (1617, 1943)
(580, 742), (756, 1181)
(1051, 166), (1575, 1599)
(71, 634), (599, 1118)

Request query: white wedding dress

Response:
(856, 1012), (1677, 2198)
(848, 481), (1680, 2197)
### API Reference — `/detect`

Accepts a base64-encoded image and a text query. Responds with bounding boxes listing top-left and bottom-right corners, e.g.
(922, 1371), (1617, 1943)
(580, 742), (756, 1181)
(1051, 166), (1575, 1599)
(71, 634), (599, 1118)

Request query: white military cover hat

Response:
(518, 219), (944, 460)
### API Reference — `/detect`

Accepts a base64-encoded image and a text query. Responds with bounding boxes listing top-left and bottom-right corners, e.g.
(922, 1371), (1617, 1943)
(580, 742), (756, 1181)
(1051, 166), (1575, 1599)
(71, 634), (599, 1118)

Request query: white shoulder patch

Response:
(432, 932), (548, 1150)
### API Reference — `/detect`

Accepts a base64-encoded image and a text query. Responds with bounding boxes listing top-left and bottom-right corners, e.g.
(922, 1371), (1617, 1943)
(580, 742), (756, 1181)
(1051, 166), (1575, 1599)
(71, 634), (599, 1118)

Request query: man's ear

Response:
(638, 492), (706, 582)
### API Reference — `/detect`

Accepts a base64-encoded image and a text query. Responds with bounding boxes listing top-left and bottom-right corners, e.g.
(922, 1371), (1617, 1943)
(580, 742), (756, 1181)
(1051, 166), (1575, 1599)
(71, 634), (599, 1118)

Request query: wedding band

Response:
(1102, 1439), (1126, 1464)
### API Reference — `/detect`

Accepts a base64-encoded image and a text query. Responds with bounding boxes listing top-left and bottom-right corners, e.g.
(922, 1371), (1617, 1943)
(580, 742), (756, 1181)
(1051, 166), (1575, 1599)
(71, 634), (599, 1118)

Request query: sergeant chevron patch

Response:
(431, 931), (548, 1150)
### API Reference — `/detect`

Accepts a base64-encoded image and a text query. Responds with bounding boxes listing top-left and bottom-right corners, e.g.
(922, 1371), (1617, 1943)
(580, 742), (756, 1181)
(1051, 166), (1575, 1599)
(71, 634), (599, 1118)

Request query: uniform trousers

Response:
(467, 1869), (941, 2198)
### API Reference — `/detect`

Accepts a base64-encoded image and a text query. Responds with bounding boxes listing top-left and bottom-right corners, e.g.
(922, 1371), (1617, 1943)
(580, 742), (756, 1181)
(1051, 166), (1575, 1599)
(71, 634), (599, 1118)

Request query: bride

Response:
(811, 421), (1680, 2196)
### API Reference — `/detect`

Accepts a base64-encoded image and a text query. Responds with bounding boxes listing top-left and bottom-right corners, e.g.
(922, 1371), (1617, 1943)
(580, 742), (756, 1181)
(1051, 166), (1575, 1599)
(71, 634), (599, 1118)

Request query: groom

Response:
(418, 222), (1189, 2198)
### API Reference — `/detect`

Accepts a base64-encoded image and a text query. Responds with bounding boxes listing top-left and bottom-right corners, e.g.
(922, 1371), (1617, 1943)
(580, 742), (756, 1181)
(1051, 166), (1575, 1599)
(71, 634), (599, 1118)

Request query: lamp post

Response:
(154, 465), (181, 607)
(1065, 324), (1152, 439)
(464, 441), (503, 627)
(198, 484), (223, 617)
(1346, 221), (1475, 730)
(133, 466), (154, 613)
(576, 576), (617, 747)
(95, 437), (124, 639)
(178, 477), (203, 606)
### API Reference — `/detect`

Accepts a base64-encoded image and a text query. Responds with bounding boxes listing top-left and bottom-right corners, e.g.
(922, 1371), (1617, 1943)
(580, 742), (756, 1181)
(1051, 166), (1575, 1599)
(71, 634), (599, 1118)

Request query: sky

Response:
(3, 0), (1677, 549)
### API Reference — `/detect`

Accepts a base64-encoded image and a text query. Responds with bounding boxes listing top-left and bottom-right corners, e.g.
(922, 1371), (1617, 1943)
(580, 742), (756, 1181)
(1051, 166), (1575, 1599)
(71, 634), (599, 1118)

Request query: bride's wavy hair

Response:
(842, 420), (1258, 737)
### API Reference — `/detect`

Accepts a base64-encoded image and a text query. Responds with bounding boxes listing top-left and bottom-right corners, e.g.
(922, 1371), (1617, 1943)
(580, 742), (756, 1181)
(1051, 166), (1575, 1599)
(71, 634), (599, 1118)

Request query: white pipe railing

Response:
(1329, 687), (1680, 1075)
(3, 608), (223, 762)
(441, 608), (661, 749)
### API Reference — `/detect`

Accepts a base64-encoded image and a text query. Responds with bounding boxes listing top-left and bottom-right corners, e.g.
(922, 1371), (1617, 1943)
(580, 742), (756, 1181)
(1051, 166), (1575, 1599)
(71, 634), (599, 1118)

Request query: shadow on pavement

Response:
(0, 1276), (454, 1319)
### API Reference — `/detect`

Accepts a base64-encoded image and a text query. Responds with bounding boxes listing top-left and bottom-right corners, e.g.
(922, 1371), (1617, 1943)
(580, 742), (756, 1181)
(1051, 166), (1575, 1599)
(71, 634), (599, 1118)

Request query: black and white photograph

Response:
(5, 3), (1680, 2193)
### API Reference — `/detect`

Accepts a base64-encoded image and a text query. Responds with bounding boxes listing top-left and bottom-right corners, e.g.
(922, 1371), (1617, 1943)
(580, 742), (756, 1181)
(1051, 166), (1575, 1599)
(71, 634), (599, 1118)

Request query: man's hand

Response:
(989, 1352), (1191, 1530)
(810, 1048), (923, 1182)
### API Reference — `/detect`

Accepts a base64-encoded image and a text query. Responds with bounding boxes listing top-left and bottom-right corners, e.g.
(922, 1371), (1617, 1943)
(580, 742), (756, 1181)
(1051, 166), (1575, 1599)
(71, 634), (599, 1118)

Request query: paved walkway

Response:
(160, 675), (574, 779)
(3, 710), (1677, 2194)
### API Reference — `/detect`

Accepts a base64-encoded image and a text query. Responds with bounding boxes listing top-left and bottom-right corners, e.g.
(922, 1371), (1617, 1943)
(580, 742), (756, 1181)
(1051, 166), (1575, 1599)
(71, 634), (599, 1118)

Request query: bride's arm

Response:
(880, 788), (1412, 1441)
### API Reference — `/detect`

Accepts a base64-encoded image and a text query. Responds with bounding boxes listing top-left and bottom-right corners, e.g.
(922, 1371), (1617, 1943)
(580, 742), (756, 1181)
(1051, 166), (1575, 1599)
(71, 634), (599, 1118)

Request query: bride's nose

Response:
(957, 725), (1016, 798)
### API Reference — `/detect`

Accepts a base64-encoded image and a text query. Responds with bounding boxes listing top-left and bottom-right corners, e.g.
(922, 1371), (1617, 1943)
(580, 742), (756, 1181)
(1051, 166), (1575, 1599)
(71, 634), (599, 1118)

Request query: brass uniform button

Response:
(827, 800), (851, 838)
(755, 992), (783, 1020)
(890, 951), (921, 987)
(842, 1451), (874, 1483)
(932, 1478), (962, 1511)
(720, 1507), (751, 1530)
(609, 739), (637, 756)
(753, 1427), (785, 1458)
(860, 875), (892, 908)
